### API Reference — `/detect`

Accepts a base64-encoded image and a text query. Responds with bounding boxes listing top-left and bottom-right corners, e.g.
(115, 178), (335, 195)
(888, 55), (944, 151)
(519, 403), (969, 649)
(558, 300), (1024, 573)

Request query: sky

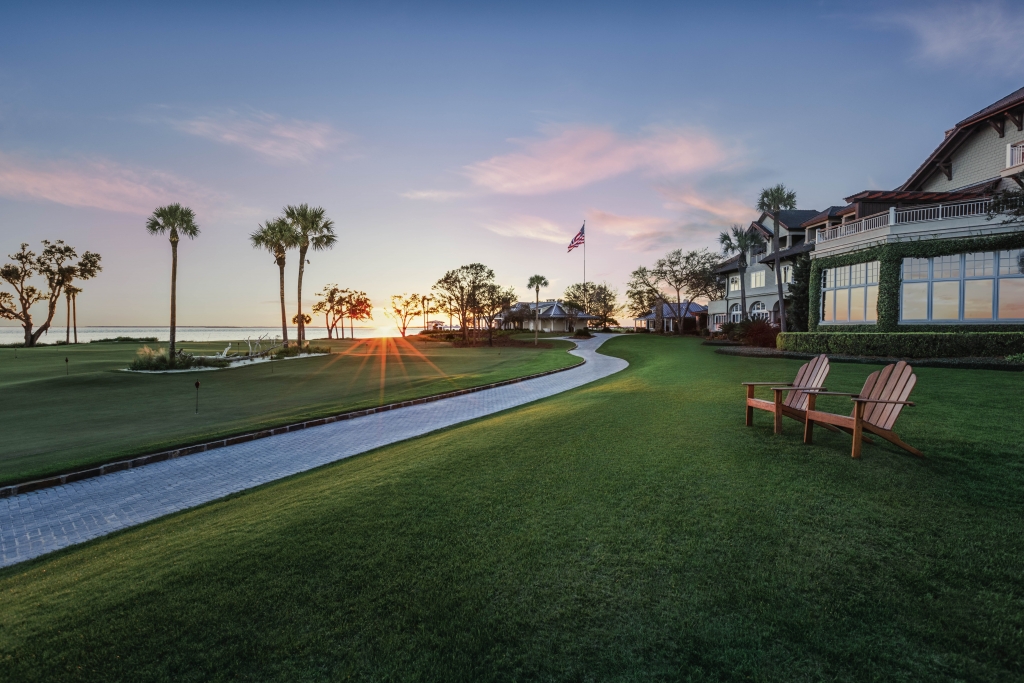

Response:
(1, 0), (1023, 330)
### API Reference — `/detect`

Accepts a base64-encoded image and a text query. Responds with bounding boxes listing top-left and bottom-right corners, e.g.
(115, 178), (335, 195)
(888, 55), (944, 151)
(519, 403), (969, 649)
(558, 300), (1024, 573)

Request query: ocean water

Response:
(0, 325), (421, 345)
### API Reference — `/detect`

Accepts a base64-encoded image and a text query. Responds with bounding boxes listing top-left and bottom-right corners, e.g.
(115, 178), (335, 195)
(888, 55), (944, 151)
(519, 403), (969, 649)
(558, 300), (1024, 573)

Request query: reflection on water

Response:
(0, 325), (418, 344)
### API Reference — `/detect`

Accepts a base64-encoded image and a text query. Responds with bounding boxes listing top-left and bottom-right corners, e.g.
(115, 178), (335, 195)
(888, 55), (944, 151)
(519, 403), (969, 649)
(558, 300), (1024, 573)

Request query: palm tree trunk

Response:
(324, 312), (331, 339)
(278, 261), (289, 347)
(534, 288), (539, 345)
(774, 211), (788, 332)
(297, 245), (307, 346)
(169, 237), (178, 361)
(66, 295), (71, 345)
(72, 295), (78, 344)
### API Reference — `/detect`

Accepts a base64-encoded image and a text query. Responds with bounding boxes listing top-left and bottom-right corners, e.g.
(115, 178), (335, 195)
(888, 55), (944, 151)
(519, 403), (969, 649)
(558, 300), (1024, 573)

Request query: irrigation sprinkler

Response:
(195, 381), (201, 414)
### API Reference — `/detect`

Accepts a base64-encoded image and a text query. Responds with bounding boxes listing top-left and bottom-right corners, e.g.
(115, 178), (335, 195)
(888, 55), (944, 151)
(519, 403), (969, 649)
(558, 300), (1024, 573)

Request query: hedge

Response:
(808, 231), (1024, 333)
(777, 332), (1024, 358)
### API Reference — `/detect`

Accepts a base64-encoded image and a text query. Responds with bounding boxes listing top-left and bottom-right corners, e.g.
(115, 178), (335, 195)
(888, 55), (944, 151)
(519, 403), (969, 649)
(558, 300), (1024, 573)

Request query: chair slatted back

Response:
(852, 361), (916, 429)
(784, 354), (830, 411)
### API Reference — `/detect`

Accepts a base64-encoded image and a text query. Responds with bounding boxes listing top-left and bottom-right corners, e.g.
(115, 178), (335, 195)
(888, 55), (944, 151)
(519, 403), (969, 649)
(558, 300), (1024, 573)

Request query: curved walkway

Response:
(0, 335), (628, 567)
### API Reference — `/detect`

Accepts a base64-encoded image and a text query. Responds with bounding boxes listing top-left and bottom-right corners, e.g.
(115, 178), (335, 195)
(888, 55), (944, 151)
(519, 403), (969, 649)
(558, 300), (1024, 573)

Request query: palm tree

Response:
(250, 218), (299, 347)
(283, 204), (337, 346)
(146, 204), (199, 361)
(756, 184), (798, 331)
(527, 274), (549, 345)
(718, 225), (763, 323)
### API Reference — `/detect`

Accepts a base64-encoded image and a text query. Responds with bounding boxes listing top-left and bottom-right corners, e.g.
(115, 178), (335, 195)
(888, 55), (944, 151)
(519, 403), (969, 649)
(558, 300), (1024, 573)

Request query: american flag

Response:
(567, 223), (585, 252)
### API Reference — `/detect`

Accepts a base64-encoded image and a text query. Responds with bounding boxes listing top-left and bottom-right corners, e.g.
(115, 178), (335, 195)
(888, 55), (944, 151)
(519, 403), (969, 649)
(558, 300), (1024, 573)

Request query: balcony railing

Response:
(816, 198), (993, 243)
(1011, 144), (1024, 169)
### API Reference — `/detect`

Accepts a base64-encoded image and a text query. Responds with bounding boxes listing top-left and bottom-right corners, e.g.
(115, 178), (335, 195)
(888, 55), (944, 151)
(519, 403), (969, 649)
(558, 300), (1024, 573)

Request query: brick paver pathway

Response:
(1, 335), (627, 567)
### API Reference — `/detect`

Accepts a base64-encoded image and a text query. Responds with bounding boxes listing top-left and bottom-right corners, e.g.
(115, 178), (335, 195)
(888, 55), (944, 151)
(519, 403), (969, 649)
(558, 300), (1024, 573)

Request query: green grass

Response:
(0, 337), (578, 485)
(1, 336), (1022, 681)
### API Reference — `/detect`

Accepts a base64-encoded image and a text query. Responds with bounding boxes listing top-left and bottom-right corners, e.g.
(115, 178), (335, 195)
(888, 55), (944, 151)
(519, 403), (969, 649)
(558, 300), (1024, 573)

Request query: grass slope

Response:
(1, 336), (1022, 681)
(0, 337), (578, 485)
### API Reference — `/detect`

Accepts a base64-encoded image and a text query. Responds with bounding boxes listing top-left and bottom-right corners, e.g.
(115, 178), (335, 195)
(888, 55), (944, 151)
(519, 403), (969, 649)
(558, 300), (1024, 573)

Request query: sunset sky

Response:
(1, 1), (1022, 328)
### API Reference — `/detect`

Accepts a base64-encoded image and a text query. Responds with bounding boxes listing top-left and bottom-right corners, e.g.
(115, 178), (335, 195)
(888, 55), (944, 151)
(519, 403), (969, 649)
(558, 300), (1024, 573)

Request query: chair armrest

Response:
(772, 386), (827, 391)
(851, 398), (915, 406)
(742, 381), (793, 386)
(804, 390), (860, 396)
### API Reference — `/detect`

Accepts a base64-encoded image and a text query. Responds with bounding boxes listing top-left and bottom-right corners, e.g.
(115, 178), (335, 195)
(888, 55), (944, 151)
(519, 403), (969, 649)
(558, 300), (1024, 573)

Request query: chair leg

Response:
(851, 403), (865, 459)
(745, 385), (754, 426)
(870, 427), (925, 458)
(773, 389), (783, 434)
(803, 396), (816, 444)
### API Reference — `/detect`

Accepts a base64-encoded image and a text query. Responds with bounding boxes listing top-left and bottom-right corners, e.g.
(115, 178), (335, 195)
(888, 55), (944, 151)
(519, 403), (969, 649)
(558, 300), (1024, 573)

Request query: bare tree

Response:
(387, 293), (422, 337)
(0, 241), (99, 347)
(625, 266), (662, 319)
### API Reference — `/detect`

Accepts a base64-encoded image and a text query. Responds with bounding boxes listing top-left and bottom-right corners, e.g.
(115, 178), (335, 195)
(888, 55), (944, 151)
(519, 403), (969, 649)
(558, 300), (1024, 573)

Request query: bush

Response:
(743, 320), (780, 348)
(273, 344), (331, 359)
(777, 332), (1024, 359)
(128, 346), (229, 371)
(571, 328), (593, 339)
(1007, 352), (1024, 363)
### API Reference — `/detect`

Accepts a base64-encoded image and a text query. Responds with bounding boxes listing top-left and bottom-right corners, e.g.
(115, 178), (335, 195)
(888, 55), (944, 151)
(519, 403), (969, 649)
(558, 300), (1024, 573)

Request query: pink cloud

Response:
(465, 126), (727, 195)
(0, 151), (219, 214)
(173, 110), (347, 163)
(658, 187), (756, 226)
(483, 215), (568, 244)
(585, 209), (677, 251)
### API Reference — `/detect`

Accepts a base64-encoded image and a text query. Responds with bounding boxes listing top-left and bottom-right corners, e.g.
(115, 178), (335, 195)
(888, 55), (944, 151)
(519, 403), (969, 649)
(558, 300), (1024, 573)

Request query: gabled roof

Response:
(901, 86), (1024, 191)
(634, 301), (708, 321)
(800, 206), (846, 227)
(956, 85), (1024, 127)
(776, 209), (821, 230)
(504, 301), (597, 320)
(713, 253), (743, 275)
(757, 241), (814, 265)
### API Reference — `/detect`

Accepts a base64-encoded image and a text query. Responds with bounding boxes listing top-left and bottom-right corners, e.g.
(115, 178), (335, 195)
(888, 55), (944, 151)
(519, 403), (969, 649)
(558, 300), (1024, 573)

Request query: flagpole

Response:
(582, 220), (586, 315)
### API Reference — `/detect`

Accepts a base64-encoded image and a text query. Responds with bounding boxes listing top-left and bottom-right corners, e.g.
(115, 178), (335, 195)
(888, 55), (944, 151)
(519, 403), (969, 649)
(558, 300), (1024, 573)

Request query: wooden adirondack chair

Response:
(803, 361), (922, 459)
(742, 354), (831, 434)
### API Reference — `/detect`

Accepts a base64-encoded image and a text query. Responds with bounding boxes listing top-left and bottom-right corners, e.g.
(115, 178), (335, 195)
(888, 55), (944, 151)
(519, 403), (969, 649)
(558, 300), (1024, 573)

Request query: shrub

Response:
(571, 328), (593, 339)
(1007, 352), (1024, 363)
(743, 320), (780, 348)
(777, 332), (1024, 359)
(273, 344), (331, 359)
(128, 346), (229, 371)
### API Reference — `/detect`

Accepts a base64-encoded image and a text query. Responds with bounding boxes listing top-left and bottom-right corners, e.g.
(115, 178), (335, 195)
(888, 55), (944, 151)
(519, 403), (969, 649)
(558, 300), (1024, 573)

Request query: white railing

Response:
(1011, 144), (1024, 169)
(816, 198), (993, 242)
(894, 198), (991, 224)
(817, 211), (890, 242)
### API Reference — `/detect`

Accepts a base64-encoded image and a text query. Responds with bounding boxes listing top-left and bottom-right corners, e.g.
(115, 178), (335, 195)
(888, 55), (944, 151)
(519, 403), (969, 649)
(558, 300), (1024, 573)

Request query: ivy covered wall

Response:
(808, 231), (1024, 333)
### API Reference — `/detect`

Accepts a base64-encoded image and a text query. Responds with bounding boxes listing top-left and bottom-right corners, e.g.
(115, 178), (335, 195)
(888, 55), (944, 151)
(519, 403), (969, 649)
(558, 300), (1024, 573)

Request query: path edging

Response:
(0, 354), (584, 499)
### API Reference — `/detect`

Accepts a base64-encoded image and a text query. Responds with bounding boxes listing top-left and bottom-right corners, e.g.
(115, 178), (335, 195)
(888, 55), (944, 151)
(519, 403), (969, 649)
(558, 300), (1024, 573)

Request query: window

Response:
(899, 251), (1024, 322)
(750, 301), (769, 321)
(750, 270), (765, 288)
(781, 265), (792, 284)
(1010, 142), (1024, 169)
(729, 303), (742, 323)
(711, 313), (726, 331)
(820, 261), (880, 324)
(729, 276), (740, 292)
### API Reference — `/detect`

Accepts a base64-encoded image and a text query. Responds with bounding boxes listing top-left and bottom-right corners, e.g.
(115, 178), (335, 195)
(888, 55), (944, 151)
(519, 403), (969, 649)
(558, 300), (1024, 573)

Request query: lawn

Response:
(0, 336), (578, 485)
(1, 335), (1022, 681)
